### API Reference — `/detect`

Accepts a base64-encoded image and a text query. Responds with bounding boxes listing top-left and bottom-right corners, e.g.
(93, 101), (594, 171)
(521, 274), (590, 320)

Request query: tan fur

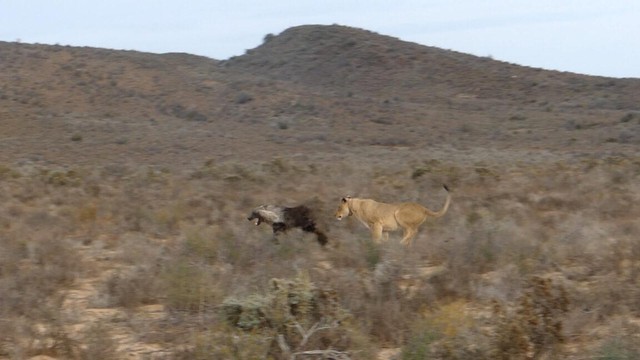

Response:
(335, 185), (451, 246)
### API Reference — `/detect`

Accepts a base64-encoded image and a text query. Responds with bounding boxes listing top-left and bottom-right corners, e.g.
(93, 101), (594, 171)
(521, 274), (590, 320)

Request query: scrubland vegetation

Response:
(2, 24), (640, 360)
(1, 154), (639, 359)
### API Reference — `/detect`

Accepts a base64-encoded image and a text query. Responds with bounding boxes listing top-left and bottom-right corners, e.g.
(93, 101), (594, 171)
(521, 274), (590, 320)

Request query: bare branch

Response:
(293, 349), (352, 360)
(276, 334), (292, 359)
(292, 320), (338, 349)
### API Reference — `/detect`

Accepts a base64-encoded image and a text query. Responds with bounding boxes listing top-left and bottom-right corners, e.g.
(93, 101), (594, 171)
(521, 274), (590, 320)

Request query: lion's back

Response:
(356, 200), (399, 222)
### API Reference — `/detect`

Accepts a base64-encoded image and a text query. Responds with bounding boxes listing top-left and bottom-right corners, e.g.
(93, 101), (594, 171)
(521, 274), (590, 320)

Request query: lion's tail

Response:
(428, 184), (451, 218)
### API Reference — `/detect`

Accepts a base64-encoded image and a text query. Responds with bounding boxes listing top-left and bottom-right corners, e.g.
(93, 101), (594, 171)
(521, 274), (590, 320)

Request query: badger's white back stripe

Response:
(254, 205), (285, 224)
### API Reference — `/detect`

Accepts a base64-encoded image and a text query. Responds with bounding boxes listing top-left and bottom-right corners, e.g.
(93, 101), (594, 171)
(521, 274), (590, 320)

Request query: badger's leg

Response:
(301, 222), (316, 233)
(272, 222), (286, 233)
(315, 231), (328, 246)
(271, 222), (287, 244)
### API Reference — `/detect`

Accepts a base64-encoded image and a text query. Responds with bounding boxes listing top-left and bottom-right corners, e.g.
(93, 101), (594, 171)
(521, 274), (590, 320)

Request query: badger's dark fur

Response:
(247, 204), (328, 246)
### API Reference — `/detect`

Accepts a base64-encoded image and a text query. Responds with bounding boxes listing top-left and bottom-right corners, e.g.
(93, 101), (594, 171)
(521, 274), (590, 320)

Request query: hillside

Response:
(1, 24), (639, 168)
(227, 25), (639, 105)
(1, 25), (640, 359)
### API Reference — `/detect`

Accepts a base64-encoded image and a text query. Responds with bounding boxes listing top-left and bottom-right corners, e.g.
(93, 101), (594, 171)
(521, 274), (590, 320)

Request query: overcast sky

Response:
(2, 1), (639, 78)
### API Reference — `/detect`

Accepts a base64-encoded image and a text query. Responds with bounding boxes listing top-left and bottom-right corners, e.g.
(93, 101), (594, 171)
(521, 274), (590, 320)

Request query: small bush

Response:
(182, 225), (219, 264)
(44, 169), (82, 186)
(0, 164), (21, 179)
(104, 268), (160, 308)
(235, 92), (253, 104)
(492, 276), (569, 359)
(619, 112), (636, 123)
(79, 323), (119, 359)
(402, 324), (439, 360)
(175, 327), (272, 359)
(402, 301), (492, 360)
(162, 260), (219, 313)
(220, 272), (373, 359)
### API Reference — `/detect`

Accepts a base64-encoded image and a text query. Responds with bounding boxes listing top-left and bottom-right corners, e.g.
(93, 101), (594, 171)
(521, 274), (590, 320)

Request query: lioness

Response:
(335, 185), (450, 246)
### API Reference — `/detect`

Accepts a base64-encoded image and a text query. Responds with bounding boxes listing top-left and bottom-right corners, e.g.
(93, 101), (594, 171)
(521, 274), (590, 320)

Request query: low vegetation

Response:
(2, 25), (640, 359)
(0, 154), (638, 359)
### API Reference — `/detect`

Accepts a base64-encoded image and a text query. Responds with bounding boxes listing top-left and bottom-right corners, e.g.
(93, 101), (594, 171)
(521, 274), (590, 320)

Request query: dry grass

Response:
(0, 154), (638, 359)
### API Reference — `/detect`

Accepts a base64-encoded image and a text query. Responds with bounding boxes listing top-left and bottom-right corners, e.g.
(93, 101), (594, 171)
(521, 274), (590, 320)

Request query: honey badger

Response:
(247, 205), (328, 246)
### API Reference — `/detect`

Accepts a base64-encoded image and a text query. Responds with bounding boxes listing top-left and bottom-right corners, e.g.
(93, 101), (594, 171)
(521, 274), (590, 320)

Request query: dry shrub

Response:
(220, 271), (375, 359)
(103, 267), (161, 308)
(359, 257), (422, 345)
(75, 201), (98, 224)
(78, 322), (119, 360)
(0, 173), (92, 357)
(326, 238), (372, 269)
(161, 260), (221, 313)
(1, 158), (639, 357)
(402, 324), (439, 360)
(0, 311), (82, 359)
(402, 301), (492, 360)
(181, 224), (221, 264)
(0, 232), (83, 317)
(171, 325), (272, 360)
(403, 277), (570, 360)
(320, 241), (439, 346)
(492, 276), (569, 359)
(42, 168), (83, 187)
(564, 228), (640, 320)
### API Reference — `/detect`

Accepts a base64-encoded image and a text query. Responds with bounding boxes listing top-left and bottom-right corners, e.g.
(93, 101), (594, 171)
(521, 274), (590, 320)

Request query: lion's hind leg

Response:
(396, 206), (427, 247)
(400, 226), (418, 246)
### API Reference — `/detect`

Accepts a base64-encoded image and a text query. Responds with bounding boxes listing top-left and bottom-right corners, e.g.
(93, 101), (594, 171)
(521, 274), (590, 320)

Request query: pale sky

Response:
(2, 1), (639, 78)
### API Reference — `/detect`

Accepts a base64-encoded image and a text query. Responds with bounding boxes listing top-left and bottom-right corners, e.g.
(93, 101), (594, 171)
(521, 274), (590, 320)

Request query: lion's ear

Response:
(341, 196), (351, 203)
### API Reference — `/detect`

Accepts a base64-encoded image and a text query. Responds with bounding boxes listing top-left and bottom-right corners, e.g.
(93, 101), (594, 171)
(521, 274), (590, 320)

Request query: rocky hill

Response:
(1, 24), (639, 168)
(227, 25), (639, 105)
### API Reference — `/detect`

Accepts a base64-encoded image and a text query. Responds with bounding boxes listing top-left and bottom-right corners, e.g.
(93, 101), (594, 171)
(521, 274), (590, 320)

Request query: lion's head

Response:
(334, 196), (352, 220)
(247, 210), (263, 225)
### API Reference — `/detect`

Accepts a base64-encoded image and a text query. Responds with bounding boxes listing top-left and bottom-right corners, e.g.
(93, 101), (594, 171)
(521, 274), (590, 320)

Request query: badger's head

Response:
(247, 210), (263, 225)
(247, 205), (283, 226)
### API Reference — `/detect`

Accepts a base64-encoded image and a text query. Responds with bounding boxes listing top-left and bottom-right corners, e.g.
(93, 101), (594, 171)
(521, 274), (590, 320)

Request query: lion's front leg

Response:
(371, 223), (384, 243)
